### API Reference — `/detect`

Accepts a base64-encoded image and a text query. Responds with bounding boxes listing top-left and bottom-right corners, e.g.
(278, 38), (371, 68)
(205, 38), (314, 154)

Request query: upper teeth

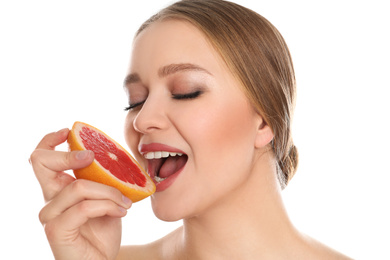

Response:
(144, 151), (183, 159)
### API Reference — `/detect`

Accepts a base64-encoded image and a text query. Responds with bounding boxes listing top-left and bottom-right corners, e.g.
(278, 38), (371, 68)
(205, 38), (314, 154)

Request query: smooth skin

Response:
(31, 20), (351, 259)
(31, 128), (132, 259)
(121, 20), (351, 260)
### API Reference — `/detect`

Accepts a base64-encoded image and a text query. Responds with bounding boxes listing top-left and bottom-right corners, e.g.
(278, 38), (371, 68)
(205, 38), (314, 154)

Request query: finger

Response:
(39, 179), (132, 225)
(44, 200), (127, 240)
(31, 149), (94, 175)
(30, 149), (94, 201)
(35, 128), (69, 150)
(28, 128), (69, 166)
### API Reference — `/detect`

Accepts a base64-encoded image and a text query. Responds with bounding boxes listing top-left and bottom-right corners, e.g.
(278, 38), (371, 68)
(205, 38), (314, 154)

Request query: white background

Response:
(1, 0), (389, 259)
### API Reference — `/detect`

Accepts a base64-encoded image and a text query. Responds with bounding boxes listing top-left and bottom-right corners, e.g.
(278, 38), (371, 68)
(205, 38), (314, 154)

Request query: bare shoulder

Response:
(115, 226), (183, 260)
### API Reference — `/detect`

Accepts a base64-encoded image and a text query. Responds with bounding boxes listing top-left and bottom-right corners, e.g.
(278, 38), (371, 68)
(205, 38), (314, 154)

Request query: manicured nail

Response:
(76, 150), (91, 160)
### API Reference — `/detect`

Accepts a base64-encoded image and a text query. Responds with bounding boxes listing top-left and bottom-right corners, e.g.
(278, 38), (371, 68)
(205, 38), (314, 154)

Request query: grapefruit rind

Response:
(67, 121), (155, 202)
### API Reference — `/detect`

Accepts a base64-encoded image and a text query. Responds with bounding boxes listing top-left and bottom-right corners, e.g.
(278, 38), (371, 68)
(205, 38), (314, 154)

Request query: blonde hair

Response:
(137, 0), (298, 189)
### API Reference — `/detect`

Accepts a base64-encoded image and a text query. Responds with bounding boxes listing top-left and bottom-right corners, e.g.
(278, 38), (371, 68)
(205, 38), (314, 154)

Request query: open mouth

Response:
(144, 151), (188, 183)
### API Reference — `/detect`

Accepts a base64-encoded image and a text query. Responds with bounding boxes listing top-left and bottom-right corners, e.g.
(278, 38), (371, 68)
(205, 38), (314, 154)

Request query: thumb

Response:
(38, 150), (95, 173)
(31, 149), (94, 202)
(72, 150), (95, 168)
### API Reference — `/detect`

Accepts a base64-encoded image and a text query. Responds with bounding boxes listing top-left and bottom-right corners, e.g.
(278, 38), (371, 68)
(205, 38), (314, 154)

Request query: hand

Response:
(30, 128), (132, 260)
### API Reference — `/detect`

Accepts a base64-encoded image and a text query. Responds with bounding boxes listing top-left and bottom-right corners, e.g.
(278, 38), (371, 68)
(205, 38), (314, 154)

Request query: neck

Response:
(179, 152), (300, 259)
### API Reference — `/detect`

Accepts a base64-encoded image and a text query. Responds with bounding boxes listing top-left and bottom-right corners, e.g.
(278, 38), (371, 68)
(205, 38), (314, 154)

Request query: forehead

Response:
(133, 19), (208, 52)
(129, 20), (224, 75)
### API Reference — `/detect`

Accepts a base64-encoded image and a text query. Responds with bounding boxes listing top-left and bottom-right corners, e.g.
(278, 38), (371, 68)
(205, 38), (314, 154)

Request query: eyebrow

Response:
(158, 63), (211, 78)
(123, 73), (141, 86)
(123, 63), (211, 86)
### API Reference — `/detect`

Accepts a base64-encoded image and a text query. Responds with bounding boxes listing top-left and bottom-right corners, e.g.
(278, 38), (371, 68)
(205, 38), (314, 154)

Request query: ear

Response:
(254, 116), (274, 149)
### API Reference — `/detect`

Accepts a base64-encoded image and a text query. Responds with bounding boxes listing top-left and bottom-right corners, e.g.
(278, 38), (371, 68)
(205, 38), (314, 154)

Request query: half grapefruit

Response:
(67, 121), (155, 202)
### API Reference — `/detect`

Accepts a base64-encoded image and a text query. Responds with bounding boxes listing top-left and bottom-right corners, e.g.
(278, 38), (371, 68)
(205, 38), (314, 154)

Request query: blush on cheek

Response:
(193, 101), (255, 145)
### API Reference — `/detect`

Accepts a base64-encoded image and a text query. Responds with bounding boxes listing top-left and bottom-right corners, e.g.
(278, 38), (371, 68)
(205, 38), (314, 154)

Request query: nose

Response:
(132, 95), (169, 134)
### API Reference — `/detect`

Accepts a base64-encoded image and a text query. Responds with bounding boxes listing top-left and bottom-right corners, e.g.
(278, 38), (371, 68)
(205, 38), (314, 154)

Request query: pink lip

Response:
(139, 143), (187, 192)
(154, 167), (185, 192)
(139, 143), (185, 155)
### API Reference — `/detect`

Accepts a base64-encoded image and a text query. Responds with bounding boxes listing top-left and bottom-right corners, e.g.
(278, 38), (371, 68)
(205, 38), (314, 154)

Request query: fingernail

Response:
(122, 195), (132, 207)
(119, 206), (127, 214)
(76, 150), (91, 160)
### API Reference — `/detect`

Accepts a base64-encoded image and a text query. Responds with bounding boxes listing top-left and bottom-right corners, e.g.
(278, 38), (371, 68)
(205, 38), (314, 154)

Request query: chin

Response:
(152, 203), (182, 222)
(150, 195), (194, 222)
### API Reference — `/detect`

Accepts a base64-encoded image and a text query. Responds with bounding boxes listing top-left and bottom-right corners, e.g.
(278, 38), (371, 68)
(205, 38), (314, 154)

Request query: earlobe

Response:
(254, 119), (274, 149)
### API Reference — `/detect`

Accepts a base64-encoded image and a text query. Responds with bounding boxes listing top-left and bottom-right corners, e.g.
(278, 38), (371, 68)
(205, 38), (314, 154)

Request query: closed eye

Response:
(172, 90), (202, 100)
(124, 90), (202, 111)
(124, 100), (145, 111)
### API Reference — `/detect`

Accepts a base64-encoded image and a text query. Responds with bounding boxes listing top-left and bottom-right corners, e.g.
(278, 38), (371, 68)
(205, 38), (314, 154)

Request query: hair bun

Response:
(277, 144), (298, 189)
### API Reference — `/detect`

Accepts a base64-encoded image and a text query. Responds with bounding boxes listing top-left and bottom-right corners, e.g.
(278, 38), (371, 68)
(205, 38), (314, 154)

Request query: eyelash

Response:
(172, 90), (202, 100)
(124, 90), (202, 112)
(124, 101), (145, 111)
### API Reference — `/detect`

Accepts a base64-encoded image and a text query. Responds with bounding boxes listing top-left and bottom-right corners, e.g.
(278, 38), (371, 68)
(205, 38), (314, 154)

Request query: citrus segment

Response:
(79, 126), (146, 187)
(67, 121), (155, 202)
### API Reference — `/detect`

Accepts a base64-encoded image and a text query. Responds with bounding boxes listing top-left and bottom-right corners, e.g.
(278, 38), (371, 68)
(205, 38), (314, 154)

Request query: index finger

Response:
(35, 128), (69, 151)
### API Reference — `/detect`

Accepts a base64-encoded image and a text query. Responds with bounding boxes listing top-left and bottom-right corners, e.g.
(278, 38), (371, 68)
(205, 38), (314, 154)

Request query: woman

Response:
(30, 0), (351, 259)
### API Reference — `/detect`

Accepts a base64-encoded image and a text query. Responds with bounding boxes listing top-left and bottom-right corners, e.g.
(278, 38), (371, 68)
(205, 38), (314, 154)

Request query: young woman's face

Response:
(124, 20), (263, 221)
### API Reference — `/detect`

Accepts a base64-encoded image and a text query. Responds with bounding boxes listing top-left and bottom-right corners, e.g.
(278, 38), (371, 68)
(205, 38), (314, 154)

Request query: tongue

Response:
(159, 156), (187, 179)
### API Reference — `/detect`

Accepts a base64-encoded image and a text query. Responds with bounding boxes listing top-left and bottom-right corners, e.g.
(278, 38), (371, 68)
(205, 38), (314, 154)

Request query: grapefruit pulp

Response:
(67, 121), (155, 202)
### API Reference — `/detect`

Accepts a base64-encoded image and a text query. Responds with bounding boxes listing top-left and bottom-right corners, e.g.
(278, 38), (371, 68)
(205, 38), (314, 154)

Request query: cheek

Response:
(194, 103), (257, 206)
(173, 96), (258, 177)
(182, 101), (256, 151)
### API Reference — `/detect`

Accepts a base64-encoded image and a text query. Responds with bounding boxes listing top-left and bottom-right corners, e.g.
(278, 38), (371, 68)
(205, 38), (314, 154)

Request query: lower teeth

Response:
(154, 176), (166, 182)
